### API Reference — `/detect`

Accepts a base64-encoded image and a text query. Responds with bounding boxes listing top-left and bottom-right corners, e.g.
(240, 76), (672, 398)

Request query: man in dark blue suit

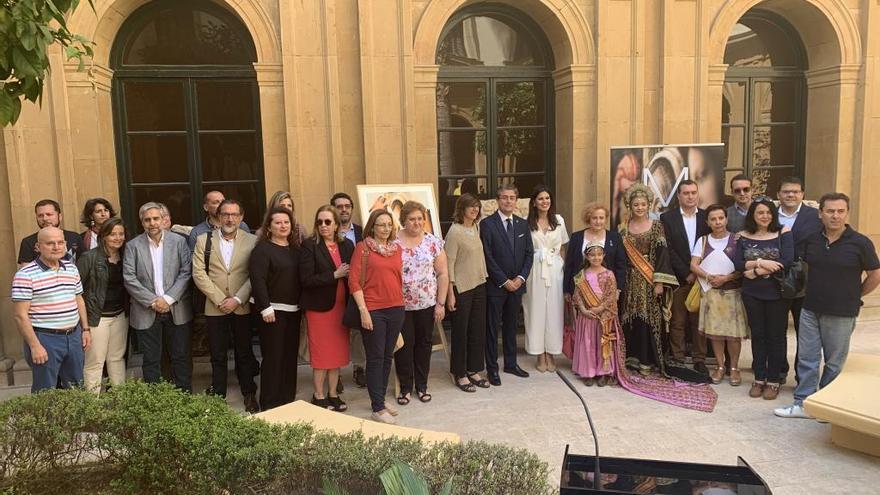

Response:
(480, 184), (534, 385)
(776, 177), (822, 383)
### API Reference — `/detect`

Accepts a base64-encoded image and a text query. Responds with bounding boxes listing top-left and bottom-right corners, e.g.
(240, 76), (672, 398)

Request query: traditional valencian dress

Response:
(573, 266), (718, 412)
(619, 221), (678, 374)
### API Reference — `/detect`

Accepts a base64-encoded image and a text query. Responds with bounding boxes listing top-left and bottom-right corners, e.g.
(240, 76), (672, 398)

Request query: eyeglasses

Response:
(317, 219), (334, 226)
(753, 195), (773, 203)
(219, 212), (241, 218)
(733, 187), (751, 194)
(335, 204), (353, 210)
(374, 223), (393, 229)
(779, 189), (802, 195)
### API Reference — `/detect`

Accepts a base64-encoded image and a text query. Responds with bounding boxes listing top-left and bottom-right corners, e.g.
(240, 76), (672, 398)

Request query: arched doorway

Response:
(435, 5), (554, 230)
(111, 0), (265, 229)
(722, 10), (807, 196)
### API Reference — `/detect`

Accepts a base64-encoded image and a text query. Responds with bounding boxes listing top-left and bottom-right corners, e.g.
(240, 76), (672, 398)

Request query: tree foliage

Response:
(0, 0), (94, 126)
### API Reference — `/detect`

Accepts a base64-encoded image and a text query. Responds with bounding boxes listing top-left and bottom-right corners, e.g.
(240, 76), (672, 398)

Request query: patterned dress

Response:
(619, 221), (678, 373)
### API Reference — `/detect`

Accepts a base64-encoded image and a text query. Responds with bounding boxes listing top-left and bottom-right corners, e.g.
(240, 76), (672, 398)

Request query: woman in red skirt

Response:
(300, 205), (354, 412)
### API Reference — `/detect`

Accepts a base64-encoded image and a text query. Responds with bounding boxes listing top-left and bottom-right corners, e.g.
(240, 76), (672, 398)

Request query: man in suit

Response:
(480, 184), (534, 386)
(660, 179), (710, 375)
(726, 174), (752, 234)
(331, 192), (366, 388)
(776, 176), (822, 383)
(192, 199), (260, 413)
(123, 202), (193, 392)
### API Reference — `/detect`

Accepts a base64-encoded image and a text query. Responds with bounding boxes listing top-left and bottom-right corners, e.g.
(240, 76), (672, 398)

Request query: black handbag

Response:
(774, 258), (808, 299)
(342, 245), (370, 329)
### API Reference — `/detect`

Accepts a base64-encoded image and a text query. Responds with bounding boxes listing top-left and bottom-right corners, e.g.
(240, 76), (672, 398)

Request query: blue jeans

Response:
(793, 309), (856, 405)
(23, 327), (84, 393)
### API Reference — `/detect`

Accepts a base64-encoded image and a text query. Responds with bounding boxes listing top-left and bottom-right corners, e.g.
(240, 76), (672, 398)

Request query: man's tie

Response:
(505, 218), (515, 248)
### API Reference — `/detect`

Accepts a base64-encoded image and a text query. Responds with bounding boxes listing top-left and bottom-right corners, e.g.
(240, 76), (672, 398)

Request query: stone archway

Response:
(707, 0), (862, 206)
(412, 0), (597, 227)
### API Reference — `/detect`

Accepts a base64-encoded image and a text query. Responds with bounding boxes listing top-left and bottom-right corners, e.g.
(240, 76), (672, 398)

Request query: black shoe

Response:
(243, 393), (260, 414)
(205, 387), (226, 399)
(488, 371), (502, 386)
(503, 365), (530, 378)
(353, 366), (367, 388)
(693, 362), (709, 376)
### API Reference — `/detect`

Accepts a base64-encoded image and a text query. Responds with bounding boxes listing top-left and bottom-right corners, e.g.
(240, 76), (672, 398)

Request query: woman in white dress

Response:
(523, 186), (569, 372)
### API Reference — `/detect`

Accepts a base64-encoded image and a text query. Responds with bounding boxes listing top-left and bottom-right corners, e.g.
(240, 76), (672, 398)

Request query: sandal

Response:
(729, 368), (742, 387)
(584, 377), (595, 386)
(467, 372), (490, 388)
(710, 366), (725, 384)
(396, 392), (411, 406)
(455, 377), (476, 393)
(311, 394), (333, 410)
(327, 395), (348, 412)
(416, 389), (432, 403)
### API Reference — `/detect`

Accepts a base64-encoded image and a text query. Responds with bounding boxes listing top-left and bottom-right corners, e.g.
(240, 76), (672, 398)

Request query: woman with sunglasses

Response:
(734, 196), (794, 400)
(300, 205), (354, 412)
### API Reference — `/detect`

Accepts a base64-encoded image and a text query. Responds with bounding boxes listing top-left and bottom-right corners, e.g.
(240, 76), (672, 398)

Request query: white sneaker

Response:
(371, 409), (397, 424)
(774, 404), (811, 419)
(384, 402), (399, 416)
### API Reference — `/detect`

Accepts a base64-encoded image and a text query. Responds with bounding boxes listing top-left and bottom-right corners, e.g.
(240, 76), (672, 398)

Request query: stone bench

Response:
(804, 353), (880, 457)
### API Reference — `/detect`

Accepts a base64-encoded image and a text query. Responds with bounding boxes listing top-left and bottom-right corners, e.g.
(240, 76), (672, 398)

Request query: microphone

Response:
(556, 369), (602, 490)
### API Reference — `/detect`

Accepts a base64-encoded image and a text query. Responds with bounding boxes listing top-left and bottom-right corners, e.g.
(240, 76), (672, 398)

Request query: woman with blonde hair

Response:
(257, 191), (305, 241)
(564, 202), (627, 309)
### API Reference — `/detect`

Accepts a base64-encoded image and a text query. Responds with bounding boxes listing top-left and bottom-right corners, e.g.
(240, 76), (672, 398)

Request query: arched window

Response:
(722, 10), (806, 195)
(111, 0), (265, 229)
(436, 6), (554, 229)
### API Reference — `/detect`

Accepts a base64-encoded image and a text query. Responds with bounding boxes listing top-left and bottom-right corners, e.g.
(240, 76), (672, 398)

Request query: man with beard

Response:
(192, 199), (260, 413)
(18, 199), (83, 267)
(331, 192), (366, 388)
(187, 191), (250, 251)
(123, 202), (194, 392)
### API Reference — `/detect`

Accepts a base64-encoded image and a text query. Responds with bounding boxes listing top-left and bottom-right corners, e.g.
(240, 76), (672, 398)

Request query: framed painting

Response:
(356, 183), (442, 236)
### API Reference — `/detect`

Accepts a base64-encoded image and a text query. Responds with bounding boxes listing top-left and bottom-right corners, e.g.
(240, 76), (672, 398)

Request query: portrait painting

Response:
(356, 183), (442, 236)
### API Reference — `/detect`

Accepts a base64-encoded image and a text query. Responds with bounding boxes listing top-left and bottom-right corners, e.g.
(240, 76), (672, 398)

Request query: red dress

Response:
(305, 244), (351, 369)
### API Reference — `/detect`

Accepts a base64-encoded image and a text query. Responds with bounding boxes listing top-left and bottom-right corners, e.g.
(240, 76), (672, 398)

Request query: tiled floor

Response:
(4, 322), (878, 493)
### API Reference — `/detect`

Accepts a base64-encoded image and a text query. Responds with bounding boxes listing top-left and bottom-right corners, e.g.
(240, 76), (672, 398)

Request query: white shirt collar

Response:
(779, 202), (802, 218)
(498, 211), (514, 223)
(680, 207), (697, 218)
(147, 230), (165, 248)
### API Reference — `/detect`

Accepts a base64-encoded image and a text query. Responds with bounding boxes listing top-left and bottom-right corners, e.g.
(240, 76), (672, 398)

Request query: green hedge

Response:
(0, 382), (552, 494)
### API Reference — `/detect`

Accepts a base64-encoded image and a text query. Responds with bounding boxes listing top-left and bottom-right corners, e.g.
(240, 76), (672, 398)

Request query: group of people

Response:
(11, 174), (880, 423)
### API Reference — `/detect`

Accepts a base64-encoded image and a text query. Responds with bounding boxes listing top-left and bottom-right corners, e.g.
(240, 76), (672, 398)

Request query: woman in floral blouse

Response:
(394, 201), (449, 405)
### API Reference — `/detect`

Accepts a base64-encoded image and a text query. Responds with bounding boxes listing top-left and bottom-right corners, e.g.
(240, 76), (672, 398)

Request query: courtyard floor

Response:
(3, 322), (878, 493)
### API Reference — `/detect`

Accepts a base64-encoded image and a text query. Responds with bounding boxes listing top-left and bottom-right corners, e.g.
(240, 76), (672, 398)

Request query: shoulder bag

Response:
(342, 246), (371, 330)
(685, 236), (708, 313)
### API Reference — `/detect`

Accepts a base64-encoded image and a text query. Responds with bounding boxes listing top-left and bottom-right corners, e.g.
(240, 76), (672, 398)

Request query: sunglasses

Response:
(733, 187), (751, 194)
(317, 219), (334, 226)
(752, 195), (774, 203)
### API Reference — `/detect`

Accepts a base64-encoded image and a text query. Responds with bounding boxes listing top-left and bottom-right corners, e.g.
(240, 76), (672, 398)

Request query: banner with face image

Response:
(610, 144), (726, 227)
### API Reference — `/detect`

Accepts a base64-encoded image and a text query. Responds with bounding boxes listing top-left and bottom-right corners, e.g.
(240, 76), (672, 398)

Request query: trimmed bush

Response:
(0, 382), (552, 494)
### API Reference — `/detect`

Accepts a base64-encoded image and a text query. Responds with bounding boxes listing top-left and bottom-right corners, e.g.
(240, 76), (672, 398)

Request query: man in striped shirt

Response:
(12, 226), (91, 393)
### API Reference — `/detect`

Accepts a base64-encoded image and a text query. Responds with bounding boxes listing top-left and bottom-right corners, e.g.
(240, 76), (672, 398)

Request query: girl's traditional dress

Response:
(572, 266), (718, 412)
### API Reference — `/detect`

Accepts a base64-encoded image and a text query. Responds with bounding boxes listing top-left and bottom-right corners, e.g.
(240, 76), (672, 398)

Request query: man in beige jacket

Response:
(193, 199), (259, 412)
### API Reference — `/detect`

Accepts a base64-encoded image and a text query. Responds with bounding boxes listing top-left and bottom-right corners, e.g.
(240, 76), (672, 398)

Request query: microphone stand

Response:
(556, 369), (602, 491)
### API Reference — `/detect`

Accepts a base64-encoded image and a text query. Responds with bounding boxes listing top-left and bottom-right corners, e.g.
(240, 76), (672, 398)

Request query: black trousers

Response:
(258, 310), (301, 411)
(394, 307), (435, 394)
(137, 313), (191, 392)
(486, 292), (521, 373)
(780, 296), (804, 380)
(450, 284), (486, 378)
(742, 294), (790, 383)
(362, 307), (405, 412)
(206, 313), (258, 397)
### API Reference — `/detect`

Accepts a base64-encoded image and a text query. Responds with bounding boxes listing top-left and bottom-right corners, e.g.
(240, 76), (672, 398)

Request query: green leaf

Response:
(12, 48), (38, 77)
(0, 91), (15, 126)
(379, 461), (430, 495)
(11, 96), (22, 124)
(321, 477), (351, 495)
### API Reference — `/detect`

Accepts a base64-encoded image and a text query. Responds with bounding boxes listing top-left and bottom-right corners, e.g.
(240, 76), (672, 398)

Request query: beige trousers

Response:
(84, 313), (129, 393)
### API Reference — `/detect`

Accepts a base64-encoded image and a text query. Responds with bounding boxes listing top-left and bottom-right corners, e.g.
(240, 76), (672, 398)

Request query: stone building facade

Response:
(1, 0), (878, 360)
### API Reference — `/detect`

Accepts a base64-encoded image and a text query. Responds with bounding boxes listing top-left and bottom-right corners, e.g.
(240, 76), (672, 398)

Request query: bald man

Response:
(12, 227), (91, 392)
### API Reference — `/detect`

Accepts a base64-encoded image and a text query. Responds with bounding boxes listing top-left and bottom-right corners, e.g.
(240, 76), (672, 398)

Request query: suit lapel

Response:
(497, 212), (515, 255)
(141, 235), (156, 289)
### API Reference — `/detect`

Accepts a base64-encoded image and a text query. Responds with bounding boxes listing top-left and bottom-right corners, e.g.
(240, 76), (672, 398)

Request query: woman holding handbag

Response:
(689, 205), (749, 386)
(300, 205), (354, 412)
(349, 210), (405, 424)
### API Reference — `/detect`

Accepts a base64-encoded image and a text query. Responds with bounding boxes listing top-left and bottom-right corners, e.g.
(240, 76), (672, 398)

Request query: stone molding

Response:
(806, 64), (861, 89)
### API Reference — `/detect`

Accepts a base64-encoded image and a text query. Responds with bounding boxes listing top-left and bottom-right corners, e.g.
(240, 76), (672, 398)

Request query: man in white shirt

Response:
(660, 180), (710, 376)
(192, 199), (259, 413)
(123, 202), (193, 392)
